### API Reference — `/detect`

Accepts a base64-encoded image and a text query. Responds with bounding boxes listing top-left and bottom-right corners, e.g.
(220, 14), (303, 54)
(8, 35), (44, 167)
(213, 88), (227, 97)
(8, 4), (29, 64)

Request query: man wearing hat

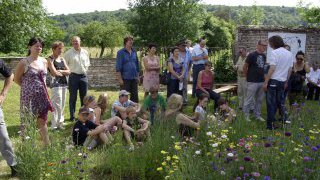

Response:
(111, 90), (138, 117)
(177, 39), (193, 105)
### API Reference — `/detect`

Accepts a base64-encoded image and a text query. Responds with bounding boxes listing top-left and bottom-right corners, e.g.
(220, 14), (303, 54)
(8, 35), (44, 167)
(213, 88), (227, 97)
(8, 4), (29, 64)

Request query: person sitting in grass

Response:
(217, 98), (236, 123)
(72, 107), (110, 149)
(111, 90), (139, 118)
(97, 93), (109, 120)
(122, 107), (150, 151)
(141, 86), (167, 124)
(165, 94), (205, 136)
(83, 95), (100, 125)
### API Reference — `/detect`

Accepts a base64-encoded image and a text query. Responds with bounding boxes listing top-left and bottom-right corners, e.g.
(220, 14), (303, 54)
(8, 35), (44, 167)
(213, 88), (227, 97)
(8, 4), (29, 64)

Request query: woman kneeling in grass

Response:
(217, 98), (236, 123)
(122, 107), (150, 151)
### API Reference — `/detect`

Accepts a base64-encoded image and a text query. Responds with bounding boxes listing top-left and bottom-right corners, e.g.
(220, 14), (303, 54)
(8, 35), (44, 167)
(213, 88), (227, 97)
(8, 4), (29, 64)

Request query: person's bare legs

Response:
(106, 131), (114, 142)
(99, 133), (110, 144)
(37, 118), (49, 146)
(124, 130), (133, 145)
(175, 113), (200, 129)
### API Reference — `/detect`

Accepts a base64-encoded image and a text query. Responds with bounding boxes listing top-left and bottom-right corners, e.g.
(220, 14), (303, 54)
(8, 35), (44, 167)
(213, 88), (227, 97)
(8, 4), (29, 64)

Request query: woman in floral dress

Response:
(14, 37), (54, 145)
(143, 44), (160, 97)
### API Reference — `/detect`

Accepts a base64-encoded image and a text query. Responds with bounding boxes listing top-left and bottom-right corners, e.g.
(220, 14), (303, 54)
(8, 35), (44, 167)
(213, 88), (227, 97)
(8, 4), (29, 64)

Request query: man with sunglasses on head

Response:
(243, 40), (268, 122)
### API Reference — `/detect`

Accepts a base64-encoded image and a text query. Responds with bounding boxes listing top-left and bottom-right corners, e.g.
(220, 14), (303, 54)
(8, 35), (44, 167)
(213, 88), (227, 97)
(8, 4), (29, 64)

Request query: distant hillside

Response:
(50, 5), (304, 30)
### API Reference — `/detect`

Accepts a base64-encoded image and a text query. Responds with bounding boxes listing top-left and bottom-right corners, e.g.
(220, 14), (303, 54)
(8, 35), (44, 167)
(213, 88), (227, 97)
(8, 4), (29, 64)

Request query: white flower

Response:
(220, 171), (226, 175)
(66, 145), (74, 150)
(78, 153), (83, 156)
(17, 131), (21, 134)
(74, 128), (79, 132)
(195, 150), (201, 155)
(221, 135), (227, 139)
(227, 153), (234, 157)
(206, 132), (213, 136)
(67, 171), (71, 175)
(25, 136), (30, 140)
(211, 143), (219, 148)
(171, 136), (175, 139)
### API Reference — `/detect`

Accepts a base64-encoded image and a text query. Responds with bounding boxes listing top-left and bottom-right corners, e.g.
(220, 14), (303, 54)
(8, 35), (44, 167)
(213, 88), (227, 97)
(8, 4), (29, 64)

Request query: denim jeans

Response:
(121, 79), (139, 103)
(69, 73), (88, 120)
(0, 108), (17, 166)
(266, 79), (286, 129)
(192, 64), (205, 97)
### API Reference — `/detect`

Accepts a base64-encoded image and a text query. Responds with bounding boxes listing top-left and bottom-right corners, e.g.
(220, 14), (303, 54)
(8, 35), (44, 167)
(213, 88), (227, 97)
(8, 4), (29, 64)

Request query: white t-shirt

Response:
(306, 67), (320, 84)
(269, 47), (294, 82)
(195, 105), (206, 121)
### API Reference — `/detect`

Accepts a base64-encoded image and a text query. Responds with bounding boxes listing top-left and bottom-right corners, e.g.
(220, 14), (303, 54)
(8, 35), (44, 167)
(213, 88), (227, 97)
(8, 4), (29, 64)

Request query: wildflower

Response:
(279, 148), (285, 152)
(165, 176), (170, 179)
(284, 132), (292, 137)
(304, 168), (313, 173)
(25, 136), (30, 140)
(171, 136), (175, 139)
(206, 131), (213, 136)
(264, 176), (271, 180)
(252, 172), (260, 177)
(161, 162), (167, 166)
(82, 154), (87, 159)
(227, 153), (234, 157)
(303, 156), (312, 161)
(244, 156), (252, 162)
(221, 135), (227, 139)
(67, 171), (71, 175)
(299, 128), (304, 131)
(252, 135), (258, 138)
(60, 160), (67, 164)
(311, 146), (318, 151)
(207, 152), (211, 156)
(280, 152), (285, 156)
(79, 169), (84, 173)
(222, 129), (229, 133)
(229, 143), (235, 149)
(166, 156), (171, 161)
(264, 142), (272, 148)
(174, 145), (181, 150)
(310, 136), (315, 140)
(239, 166), (245, 171)
(157, 167), (163, 171)
(243, 173), (250, 177)
(220, 171), (226, 175)
(161, 150), (168, 154)
(210, 162), (218, 171)
(195, 150), (201, 155)
(48, 162), (54, 166)
(172, 155), (179, 160)
(235, 177), (241, 180)
(211, 143), (219, 148)
(78, 153), (83, 156)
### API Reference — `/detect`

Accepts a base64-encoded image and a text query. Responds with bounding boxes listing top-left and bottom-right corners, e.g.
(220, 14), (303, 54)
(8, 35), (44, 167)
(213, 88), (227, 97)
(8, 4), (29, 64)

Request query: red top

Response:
(197, 71), (213, 90)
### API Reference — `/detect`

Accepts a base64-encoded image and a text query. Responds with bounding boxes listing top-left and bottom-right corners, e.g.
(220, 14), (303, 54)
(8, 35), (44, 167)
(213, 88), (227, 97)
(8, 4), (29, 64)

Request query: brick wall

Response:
(235, 26), (320, 64)
(0, 57), (119, 88)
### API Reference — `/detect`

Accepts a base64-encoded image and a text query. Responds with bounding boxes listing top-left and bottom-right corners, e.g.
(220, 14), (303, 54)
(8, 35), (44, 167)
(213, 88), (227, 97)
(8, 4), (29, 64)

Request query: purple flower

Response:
(311, 146), (318, 151)
(304, 168), (313, 173)
(317, 145), (320, 149)
(285, 132), (291, 137)
(243, 173), (250, 177)
(303, 156), (312, 161)
(210, 162), (218, 171)
(235, 177), (241, 180)
(264, 176), (271, 180)
(280, 148), (285, 152)
(252, 172), (260, 177)
(244, 149), (250, 153)
(61, 160), (67, 164)
(264, 143), (272, 148)
(244, 156), (252, 162)
(239, 166), (245, 171)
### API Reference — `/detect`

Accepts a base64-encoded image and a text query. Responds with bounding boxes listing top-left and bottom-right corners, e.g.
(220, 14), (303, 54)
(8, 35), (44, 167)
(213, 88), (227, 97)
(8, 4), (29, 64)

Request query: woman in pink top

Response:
(143, 44), (160, 97)
(196, 61), (220, 109)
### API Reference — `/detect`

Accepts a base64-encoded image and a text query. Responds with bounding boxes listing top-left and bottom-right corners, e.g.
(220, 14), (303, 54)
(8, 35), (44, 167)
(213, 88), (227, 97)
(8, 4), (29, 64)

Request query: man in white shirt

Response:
(263, 35), (293, 130)
(64, 36), (90, 121)
(306, 63), (320, 100)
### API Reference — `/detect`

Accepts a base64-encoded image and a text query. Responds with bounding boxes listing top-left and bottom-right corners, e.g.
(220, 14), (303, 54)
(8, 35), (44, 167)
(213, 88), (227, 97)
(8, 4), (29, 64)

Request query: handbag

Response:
(160, 69), (169, 85)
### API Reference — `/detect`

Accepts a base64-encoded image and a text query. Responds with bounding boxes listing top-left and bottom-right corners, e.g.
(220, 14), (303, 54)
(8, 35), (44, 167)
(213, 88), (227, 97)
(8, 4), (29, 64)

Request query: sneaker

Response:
(10, 165), (18, 177)
(129, 144), (135, 151)
(257, 117), (265, 122)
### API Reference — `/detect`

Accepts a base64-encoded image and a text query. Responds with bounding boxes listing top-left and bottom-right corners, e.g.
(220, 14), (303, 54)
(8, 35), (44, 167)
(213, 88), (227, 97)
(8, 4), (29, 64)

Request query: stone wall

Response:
(0, 57), (119, 88)
(235, 26), (320, 64)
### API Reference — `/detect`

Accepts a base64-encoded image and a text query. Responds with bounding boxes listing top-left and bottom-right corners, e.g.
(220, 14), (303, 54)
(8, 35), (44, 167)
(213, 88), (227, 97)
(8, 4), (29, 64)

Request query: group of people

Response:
(1, 34), (319, 176)
(236, 37), (320, 130)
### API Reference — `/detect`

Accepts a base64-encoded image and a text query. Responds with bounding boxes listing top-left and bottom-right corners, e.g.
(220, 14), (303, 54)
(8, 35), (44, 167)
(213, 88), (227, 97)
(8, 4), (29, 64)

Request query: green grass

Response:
(0, 80), (319, 180)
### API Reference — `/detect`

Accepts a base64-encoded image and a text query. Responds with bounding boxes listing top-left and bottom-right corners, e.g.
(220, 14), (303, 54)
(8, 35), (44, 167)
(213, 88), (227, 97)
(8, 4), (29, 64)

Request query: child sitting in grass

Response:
(122, 107), (150, 150)
(72, 107), (110, 149)
(83, 95), (101, 125)
(217, 98), (236, 123)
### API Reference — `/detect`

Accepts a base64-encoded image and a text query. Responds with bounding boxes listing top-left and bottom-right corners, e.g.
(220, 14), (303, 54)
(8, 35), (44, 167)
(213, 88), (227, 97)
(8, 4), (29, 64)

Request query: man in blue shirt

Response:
(192, 39), (209, 97)
(116, 36), (140, 103)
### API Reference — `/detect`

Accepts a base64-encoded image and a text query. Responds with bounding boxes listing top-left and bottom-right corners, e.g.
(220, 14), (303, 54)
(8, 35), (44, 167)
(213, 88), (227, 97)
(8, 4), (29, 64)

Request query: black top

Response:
(49, 56), (68, 88)
(289, 66), (307, 92)
(72, 120), (97, 146)
(0, 59), (12, 78)
(246, 51), (266, 83)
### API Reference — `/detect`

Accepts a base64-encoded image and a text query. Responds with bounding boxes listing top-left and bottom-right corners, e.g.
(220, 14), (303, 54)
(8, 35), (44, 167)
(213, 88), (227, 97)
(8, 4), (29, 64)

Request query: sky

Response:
(42, 0), (320, 15)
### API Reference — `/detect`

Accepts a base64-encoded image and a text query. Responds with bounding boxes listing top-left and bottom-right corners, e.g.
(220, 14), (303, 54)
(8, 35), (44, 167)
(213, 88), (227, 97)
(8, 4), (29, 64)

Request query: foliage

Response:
(0, 0), (64, 54)
(78, 20), (128, 57)
(212, 50), (237, 83)
(297, 1), (320, 27)
(202, 15), (235, 49)
(128, 0), (205, 46)
(236, 3), (265, 25)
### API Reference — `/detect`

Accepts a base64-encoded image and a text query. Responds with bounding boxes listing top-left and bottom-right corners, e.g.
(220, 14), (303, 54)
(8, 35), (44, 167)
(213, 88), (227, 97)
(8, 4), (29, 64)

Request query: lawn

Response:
(0, 81), (319, 180)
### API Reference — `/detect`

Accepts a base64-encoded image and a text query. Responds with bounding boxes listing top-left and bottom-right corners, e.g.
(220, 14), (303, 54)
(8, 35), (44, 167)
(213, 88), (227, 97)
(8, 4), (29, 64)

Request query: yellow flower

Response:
(165, 176), (170, 179)
(157, 167), (163, 171)
(275, 132), (281, 136)
(222, 129), (229, 133)
(174, 142), (180, 145)
(310, 136), (315, 140)
(161, 150), (168, 154)
(166, 156), (171, 161)
(196, 127), (200, 131)
(280, 152), (285, 156)
(207, 152), (212, 156)
(299, 128), (304, 131)
(252, 135), (258, 138)
(47, 162), (55, 166)
(174, 145), (181, 150)
(169, 170), (174, 174)
(172, 162), (176, 166)
(229, 143), (235, 149)
(172, 155), (179, 160)
(162, 162), (167, 166)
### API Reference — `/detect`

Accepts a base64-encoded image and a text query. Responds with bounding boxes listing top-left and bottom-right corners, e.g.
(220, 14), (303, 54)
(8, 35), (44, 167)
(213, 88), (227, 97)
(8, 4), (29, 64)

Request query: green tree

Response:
(297, 1), (320, 26)
(128, 0), (205, 46)
(79, 21), (128, 57)
(236, 3), (265, 25)
(202, 15), (235, 49)
(0, 0), (64, 54)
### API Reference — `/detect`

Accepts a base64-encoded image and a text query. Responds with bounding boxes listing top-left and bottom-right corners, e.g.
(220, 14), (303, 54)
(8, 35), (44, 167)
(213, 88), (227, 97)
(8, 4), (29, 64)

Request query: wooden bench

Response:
(213, 85), (237, 100)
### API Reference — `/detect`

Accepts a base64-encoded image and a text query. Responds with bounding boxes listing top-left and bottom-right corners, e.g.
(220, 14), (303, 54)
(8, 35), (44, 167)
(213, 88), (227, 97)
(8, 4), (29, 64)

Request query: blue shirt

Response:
(116, 48), (139, 80)
(192, 46), (208, 65)
(179, 48), (192, 78)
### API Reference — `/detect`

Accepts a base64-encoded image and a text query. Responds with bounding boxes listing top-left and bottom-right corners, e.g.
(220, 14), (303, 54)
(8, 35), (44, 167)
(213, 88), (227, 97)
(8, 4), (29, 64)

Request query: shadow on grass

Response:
(7, 125), (20, 139)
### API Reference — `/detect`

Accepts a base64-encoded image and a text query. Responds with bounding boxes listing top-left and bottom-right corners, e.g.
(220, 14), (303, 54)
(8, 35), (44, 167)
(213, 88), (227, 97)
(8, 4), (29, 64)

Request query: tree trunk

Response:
(99, 46), (105, 58)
